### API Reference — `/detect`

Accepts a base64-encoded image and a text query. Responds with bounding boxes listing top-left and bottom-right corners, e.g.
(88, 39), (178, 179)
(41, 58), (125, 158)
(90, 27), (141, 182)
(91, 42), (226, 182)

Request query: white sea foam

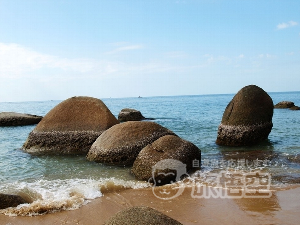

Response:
(0, 178), (150, 216)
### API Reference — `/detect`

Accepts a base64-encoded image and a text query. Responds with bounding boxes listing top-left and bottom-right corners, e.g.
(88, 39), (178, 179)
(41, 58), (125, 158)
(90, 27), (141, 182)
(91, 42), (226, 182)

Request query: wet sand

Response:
(1, 186), (300, 225)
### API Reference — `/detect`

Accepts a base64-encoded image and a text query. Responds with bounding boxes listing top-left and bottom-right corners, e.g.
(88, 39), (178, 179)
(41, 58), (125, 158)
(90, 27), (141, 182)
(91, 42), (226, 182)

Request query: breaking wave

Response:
(0, 178), (150, 216)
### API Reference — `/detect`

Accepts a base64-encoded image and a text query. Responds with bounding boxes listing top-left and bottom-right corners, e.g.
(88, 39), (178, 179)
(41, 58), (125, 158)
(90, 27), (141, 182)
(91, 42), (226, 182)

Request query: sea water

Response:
(0, 92), (299, 215)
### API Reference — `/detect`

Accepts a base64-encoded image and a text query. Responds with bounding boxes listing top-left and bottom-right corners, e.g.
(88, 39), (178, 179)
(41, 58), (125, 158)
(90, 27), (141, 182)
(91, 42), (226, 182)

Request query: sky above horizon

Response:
(0, 0), (299, 102)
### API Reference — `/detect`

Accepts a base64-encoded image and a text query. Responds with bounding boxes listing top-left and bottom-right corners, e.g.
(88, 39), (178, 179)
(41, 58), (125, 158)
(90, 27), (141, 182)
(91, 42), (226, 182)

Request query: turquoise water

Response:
(0, 92), (299, 215)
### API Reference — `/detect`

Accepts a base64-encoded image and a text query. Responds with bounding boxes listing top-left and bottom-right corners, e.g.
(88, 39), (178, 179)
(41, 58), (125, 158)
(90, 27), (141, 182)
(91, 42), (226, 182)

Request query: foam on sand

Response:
(0, 178), (150, 216)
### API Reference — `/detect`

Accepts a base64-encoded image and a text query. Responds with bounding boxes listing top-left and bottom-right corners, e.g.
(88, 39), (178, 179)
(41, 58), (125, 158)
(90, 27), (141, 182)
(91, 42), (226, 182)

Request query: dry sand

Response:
(1, 186), (300, 225)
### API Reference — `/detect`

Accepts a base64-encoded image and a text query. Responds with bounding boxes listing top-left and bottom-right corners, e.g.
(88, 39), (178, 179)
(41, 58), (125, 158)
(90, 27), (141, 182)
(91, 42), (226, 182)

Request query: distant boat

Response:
(138, 96), (142, 98)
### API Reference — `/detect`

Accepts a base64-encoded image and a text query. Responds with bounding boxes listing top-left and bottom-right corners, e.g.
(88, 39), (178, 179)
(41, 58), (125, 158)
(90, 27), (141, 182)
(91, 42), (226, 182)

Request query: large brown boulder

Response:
(118, 108), (145, 122)
(0, 193), (27, 209)
(104, 206), (182, 225)
(0, 112), (42, 126)
(23, 96), (118, 155)
(132, 135), (201, 184)
(216, 85), (273, 146)
(86, 121), (176, 166)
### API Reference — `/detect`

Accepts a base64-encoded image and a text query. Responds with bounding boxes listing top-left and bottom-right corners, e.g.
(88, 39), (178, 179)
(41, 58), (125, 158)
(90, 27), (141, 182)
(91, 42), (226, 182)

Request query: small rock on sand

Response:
(104, 206), (183, 225)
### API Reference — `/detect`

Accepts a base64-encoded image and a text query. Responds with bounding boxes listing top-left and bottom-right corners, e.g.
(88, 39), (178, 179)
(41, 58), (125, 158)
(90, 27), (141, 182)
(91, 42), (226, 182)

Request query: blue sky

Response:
(0, 0), (299, 102)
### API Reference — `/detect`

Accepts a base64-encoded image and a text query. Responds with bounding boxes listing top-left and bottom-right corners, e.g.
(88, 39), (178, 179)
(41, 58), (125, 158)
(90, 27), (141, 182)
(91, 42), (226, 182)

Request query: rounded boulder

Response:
(0, 193), (27, 209)
(118, 108), (145, 122)
(216, 85), (274, 146)
(274, 101), (295, 108)
(86, 121), (176, 166)
(23, 96), (119, 155)
(132, 135), (201, 184)
(104, 206), (182, 225)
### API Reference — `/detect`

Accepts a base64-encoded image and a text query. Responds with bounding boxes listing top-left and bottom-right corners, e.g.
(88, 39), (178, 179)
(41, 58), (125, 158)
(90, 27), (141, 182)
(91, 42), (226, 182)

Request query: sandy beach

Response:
(1, 185), (300, 225)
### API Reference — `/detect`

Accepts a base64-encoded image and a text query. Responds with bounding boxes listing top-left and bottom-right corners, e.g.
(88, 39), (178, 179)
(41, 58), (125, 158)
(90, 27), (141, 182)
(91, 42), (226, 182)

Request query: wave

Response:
(0, 178), (150, 216)
(1, 169), (300, 216)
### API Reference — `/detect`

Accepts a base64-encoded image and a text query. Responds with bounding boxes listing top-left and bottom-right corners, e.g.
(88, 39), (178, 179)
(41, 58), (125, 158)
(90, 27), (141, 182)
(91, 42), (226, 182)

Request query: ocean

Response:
(0, 92), (299, 216)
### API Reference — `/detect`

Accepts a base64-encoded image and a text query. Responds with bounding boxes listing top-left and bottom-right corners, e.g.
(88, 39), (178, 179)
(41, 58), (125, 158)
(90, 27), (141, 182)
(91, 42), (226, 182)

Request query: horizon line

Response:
(1, 90), (300, 103)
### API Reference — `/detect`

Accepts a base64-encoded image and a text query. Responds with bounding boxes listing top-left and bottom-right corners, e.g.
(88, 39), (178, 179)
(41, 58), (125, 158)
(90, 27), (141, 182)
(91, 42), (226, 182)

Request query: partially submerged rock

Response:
(132, 135), (201, 184)
(216, 85), (274, 146)
(23, 96), (118, 155)
(274, 101), (295, 108)
(104, 206), (183, 225)
(0, 112), (42, 126)
(118, 108), (145, 122)
(274, 101), (300, 110)
(86, 121), (176, 166)
(0, 193), (27, 209)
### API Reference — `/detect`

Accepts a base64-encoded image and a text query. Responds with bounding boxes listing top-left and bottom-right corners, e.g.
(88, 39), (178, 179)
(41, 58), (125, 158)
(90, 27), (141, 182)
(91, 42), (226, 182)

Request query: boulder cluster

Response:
(21, 96), (201, 185)
(87, 121), (201, 184)
(3, 84), (289, 210)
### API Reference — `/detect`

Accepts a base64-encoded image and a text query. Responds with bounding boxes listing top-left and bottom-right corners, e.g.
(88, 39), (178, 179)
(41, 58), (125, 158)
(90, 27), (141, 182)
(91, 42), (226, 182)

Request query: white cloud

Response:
(286, 52), (294, 56)
(258, 54), (276, 59)
(165, 51), (188, 58)
(0, 42), (183, 80)
(277, 21), (298, 30)
(106, 44), (143, 54)
(0, 43), (97, 77)
(238, 54), (245, 59)
(203, 54), (231, 64)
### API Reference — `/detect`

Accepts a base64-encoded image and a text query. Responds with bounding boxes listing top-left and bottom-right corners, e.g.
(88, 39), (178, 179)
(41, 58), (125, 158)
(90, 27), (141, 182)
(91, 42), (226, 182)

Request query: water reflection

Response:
(235, 192), (281, 215)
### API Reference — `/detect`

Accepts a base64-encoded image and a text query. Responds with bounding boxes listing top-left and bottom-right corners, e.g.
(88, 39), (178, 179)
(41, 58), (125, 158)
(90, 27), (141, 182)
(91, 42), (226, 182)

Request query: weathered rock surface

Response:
(274, 101), (300, 110)
(0, 193), (27, 209)
(0, 112), (42, 126)
(274, 101), (295, 108)
(86, 121), (176, 166)
(23, 96), (118, 155)
(118, 108), (145, 122)
(216, 85), (274, 146)
(132, 135), (201, 184)
(104, 206), (183, 225)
